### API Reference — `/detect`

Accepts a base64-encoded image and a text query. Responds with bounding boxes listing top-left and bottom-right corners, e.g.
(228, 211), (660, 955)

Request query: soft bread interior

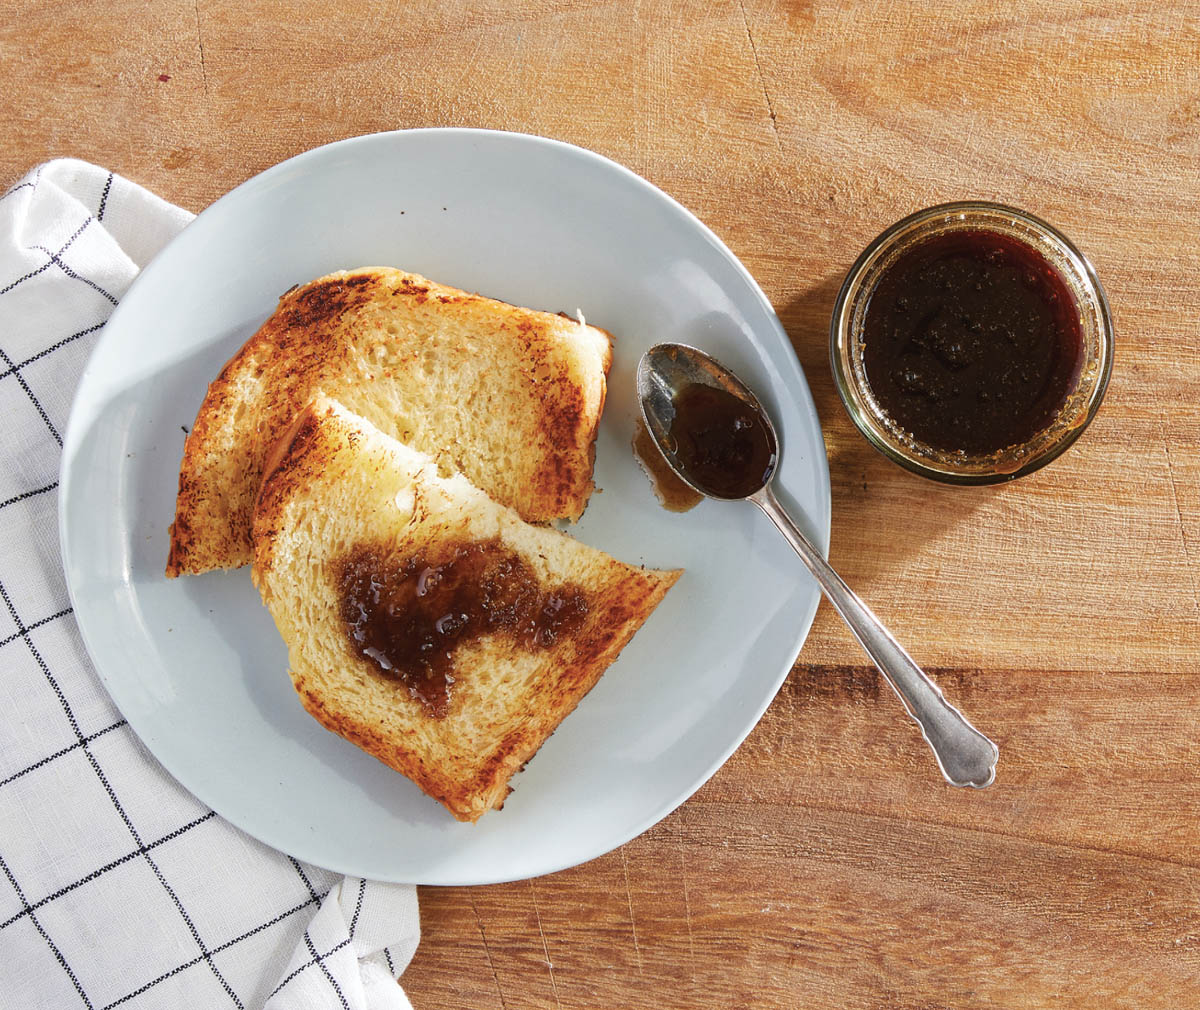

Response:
(252, 395), (680, 821)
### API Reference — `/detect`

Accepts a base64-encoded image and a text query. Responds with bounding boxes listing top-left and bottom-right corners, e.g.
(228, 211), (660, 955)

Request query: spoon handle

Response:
(751, 485), (998, 788)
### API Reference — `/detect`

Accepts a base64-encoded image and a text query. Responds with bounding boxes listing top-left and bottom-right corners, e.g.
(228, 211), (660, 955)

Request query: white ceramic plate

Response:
(60, 130), (830, 884)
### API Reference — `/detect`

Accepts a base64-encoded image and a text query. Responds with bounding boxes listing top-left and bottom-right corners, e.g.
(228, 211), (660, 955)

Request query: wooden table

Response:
(6, 1), (1198, 1005)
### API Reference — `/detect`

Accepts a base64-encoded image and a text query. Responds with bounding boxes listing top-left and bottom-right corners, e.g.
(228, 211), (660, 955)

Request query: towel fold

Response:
(0, 159), (420, 1010)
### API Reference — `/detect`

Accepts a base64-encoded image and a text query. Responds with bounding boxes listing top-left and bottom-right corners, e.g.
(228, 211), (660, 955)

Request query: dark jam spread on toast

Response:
(337, 538), (590, 716)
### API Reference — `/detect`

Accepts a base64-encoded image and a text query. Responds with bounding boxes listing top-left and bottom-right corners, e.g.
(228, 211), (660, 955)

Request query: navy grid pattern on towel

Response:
(0, 160), (419, 1010)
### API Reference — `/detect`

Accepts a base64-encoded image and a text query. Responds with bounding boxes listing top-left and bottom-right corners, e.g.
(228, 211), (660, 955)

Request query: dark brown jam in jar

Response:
(337, 538), (590, 717)
(861, 229), (1084, 455)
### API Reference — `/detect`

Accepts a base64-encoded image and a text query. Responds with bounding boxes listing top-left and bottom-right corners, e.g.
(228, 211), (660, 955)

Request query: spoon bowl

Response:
(637, 342), (1000, 789)
(638, 343), (781, 502)
(638, 343), (779, 498)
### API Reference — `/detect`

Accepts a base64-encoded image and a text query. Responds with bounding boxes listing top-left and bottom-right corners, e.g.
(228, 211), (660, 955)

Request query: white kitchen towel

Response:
(0, 159), (420, 1010)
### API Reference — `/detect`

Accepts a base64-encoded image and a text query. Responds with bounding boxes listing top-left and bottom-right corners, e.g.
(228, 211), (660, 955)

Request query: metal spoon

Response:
(637, 342), (999, 788)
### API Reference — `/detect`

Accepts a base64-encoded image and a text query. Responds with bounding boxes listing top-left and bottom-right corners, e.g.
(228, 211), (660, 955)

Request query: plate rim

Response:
(58, 127), (831, 883)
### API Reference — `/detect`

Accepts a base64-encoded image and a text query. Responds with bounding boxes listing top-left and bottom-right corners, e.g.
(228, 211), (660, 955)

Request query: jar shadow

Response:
(777, 274), (1002, 578)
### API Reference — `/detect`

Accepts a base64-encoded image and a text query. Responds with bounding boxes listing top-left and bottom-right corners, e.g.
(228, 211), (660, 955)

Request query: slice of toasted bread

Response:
(251, 395), (680, 822)
(167, 267), (613, 577)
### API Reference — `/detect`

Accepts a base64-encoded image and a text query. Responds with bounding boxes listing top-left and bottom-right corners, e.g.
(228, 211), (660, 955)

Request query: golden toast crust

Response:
(167, 268), (613, 578)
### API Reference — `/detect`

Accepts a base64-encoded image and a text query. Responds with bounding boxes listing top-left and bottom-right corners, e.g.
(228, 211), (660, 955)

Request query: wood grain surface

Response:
(4, 1), (1199, 1006)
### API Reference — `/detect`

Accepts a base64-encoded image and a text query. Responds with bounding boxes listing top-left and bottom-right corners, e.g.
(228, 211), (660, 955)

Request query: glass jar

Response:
(830, 201), (1114, 484)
